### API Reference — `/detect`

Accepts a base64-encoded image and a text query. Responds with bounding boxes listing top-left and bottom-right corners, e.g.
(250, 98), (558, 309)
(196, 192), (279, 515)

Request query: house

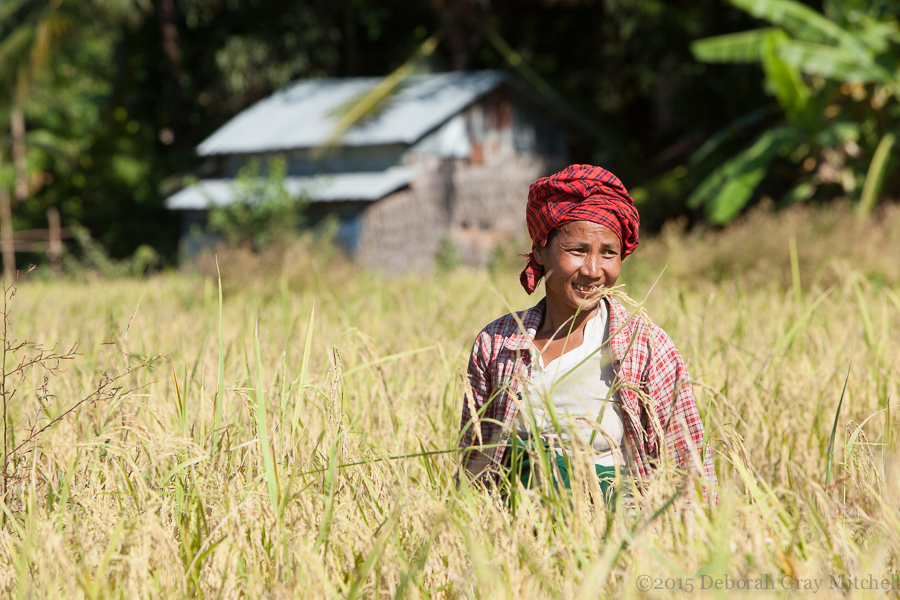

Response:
(165, 70), (595, 271)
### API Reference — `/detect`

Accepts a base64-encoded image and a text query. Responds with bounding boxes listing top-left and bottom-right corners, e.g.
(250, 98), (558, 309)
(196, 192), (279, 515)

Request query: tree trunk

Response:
(440, 0), (484, 71)
(48, 207), (62, 277)
(154, 0), (186, 145)
(11, 108), (27, 204)
(0, 189), (15, 284)
(343, 0), (358, 75)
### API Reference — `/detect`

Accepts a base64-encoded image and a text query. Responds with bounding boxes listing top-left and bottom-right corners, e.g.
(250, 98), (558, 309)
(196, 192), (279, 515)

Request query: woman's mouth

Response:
(573, 283), (602, 296)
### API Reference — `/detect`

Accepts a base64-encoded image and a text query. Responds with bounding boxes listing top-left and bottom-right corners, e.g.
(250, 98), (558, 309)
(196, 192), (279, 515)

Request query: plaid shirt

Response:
(459, 297), (718, 500)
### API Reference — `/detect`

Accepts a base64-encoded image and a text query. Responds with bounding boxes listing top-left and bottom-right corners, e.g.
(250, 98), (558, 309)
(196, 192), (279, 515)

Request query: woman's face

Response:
(534, 220), (622, 316)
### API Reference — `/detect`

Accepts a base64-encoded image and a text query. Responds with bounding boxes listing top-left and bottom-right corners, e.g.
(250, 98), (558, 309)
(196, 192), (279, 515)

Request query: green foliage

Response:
(3, 0), (781, 264)
(207, 157), (307, 250)
(691, 28), (780, 63)
(487, 240), (522, 278)
(60, 223), (160, 279)
(690, 0), (900, 223)
(215, 35), (311, 98)
(433, 235), (461, 272)
(857, 132), (896, 217)
(6, 0), (882, 262)
(688, 127), (794, 223)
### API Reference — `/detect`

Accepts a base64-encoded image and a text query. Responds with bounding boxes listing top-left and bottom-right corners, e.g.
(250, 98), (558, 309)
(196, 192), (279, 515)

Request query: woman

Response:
(458, 165), (717, 503)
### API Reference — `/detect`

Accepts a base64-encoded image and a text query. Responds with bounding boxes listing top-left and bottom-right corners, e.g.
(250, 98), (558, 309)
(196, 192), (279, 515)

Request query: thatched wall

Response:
(356, 154), (563, 272)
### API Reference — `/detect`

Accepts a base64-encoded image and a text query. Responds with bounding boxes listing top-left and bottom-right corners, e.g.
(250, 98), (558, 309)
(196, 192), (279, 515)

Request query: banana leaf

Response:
(777, 40), (895, 85)
(688, 107), (777, 165)
(761, 31), (810, 123)
(730, 0), (868, 55)
(688, 126), (795, 223)
(691, 28), (779, 63)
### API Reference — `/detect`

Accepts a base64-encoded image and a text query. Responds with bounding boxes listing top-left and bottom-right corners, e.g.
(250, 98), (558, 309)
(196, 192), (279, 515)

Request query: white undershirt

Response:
(515, 302), (625, 466)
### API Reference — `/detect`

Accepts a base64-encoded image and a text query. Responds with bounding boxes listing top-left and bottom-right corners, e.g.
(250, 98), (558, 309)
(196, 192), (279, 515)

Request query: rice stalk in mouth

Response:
(581, 283), (653, 328)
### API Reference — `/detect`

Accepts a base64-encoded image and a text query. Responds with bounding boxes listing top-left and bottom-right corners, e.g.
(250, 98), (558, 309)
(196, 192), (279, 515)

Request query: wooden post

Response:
(48, 207), (62, 276)
(0, 189), (14, 283)
(11, 108), (28, 204)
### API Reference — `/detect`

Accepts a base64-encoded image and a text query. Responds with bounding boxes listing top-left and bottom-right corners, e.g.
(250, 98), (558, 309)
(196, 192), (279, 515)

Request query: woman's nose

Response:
(581, 252), (603, 279)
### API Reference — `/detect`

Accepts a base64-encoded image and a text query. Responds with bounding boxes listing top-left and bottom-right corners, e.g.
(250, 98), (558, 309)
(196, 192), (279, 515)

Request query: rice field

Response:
(0, 203), (898, 598)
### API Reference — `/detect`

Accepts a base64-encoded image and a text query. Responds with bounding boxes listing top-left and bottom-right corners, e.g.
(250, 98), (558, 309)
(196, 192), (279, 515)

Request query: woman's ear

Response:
(532, 244), (545, 266)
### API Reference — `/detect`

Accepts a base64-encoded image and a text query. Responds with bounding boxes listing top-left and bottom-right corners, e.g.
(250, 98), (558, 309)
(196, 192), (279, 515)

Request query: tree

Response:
(206, 156), (307, 250)
(1, 0), (781, 264)
(690, 0), (900, 223)
(0, 0), (82, 277)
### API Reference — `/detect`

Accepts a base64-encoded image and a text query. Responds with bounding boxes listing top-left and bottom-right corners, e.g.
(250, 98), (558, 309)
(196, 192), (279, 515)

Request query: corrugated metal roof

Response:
(165, 166), (419, 210)
(196, 71), (507, 156)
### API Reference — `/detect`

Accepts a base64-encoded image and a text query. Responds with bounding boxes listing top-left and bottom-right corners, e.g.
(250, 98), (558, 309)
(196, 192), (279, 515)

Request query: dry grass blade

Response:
(584, 283), (654, 326)
(254, 319), (279, 513)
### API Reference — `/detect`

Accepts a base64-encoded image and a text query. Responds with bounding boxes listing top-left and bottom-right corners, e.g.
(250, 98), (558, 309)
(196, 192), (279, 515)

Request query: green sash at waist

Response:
(501, 437), (628, 505)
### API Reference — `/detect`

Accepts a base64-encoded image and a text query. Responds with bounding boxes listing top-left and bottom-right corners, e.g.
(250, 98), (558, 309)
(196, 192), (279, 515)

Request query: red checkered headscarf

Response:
(520, 164), (640, 294)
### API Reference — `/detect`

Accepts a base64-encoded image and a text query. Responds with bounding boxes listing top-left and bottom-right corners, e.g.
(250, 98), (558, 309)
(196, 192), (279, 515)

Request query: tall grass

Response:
(0, 203), (898, 598)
